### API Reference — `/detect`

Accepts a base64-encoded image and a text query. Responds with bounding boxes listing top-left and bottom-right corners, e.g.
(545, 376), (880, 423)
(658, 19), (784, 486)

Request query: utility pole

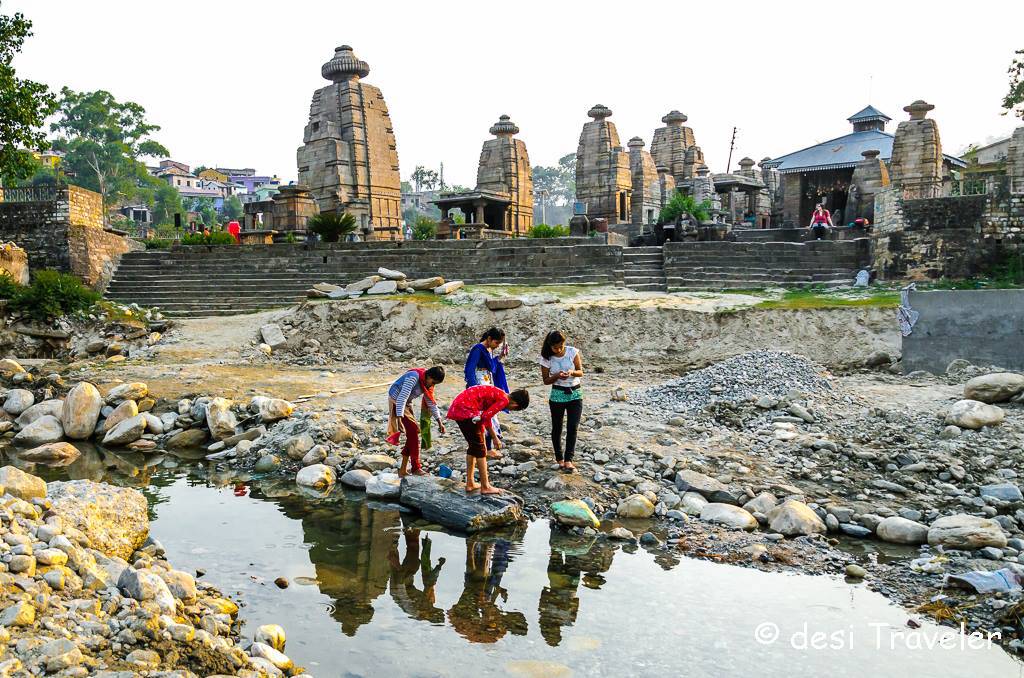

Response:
(439, 162), (445, 192)
(726, 127), (738, 173)
(539, 189), (549, 224)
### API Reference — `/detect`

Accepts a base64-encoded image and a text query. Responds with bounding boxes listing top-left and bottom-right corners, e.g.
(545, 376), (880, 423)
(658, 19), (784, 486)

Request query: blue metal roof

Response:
(847, 105), (891, 123)
(763, 129), (966, 174)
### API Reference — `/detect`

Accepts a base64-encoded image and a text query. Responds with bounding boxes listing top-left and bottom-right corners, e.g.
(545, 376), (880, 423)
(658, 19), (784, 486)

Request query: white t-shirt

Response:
(539, 346), (581, 388)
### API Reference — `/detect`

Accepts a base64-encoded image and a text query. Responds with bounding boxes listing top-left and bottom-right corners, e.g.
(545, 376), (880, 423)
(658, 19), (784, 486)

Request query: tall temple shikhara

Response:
(297, 45), (402, 240)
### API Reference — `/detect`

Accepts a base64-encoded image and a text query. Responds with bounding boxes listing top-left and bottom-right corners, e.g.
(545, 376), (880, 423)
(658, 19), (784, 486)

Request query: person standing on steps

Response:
(447, 384), (530, 494)
(539, 330), (584, 473)
(464, 328), (509, 459)
(387, 366), (447, 477)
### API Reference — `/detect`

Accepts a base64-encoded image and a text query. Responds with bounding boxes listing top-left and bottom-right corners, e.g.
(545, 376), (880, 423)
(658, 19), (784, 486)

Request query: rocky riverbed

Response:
(2, 295), (1023, 662)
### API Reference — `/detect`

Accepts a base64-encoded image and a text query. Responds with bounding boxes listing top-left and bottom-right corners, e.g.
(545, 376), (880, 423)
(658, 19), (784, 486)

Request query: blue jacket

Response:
(464, 343), (509, 393)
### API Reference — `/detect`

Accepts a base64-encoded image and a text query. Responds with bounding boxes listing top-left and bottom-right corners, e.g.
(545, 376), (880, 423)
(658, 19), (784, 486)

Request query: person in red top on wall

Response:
(447, 385), (530, 494)
(807, 203), (833, 240)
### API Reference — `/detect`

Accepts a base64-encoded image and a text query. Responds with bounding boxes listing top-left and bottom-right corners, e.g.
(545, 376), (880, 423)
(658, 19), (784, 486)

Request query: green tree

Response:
(0, 5), (57, 185)
(411, 165), (439, 192)
(185, 196), (217, 228)
(412, 215), (437, 240)
(145, 179), (183, 226)
(660, 192), (711, 224)
(1003, 48), (1024, 120)
(49, 87), (169, 208)
(532, 152), (576, 206)
(223, 194), (243, 220)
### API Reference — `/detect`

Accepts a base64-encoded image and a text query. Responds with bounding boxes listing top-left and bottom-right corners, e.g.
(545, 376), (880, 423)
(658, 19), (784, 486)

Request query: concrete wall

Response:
(902, 289), (1024, 373)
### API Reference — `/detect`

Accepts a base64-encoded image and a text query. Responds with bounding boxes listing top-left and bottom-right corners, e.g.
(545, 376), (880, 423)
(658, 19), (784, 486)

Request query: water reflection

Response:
(6, 449), (1020, 677)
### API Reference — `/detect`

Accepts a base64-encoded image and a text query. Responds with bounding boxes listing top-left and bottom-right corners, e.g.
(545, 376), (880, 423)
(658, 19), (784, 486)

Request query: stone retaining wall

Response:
(902, 289), (1024, 373)
(0, 185), (136, 289)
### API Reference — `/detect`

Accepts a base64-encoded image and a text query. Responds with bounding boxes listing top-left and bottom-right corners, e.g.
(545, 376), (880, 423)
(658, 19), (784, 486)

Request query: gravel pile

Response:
(633, 350), (834, 413)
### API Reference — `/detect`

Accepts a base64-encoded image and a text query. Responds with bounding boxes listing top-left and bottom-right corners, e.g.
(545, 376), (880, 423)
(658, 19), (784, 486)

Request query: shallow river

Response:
(20, 447), (1024, 678)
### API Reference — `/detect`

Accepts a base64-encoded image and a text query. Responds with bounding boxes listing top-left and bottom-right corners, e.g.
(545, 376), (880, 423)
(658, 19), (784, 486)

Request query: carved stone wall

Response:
(476, 115), (533, 233)
(627, 137), (661, 226)
(650, 110), (697, 185)
(575, 105), (632, 224)
(297, 45), (402, 240)
(889, 100), (943, 199)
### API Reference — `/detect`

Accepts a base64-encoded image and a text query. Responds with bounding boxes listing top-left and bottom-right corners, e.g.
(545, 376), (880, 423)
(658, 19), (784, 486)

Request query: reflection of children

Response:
(448, 538), (527, 643)
(447, 385), (529, 494)
(387, 531), (445, 624)
(464, 328), (509, 458)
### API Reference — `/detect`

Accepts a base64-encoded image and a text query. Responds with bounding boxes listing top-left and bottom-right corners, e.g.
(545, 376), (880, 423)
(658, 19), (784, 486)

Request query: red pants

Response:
(402, 416), (421, 471)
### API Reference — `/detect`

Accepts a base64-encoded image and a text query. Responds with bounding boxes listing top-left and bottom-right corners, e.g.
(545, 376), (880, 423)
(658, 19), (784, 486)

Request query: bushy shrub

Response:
(142, 238), (172, 250)
(0, 273), (20, 300)
(10, 270), (100, 322)
(181, 232), (236, 246)
(526, 223), (570, 238)
(308, 212), (357, 242)
(660, 193), (712, 224)
(413, 216), (437, 240)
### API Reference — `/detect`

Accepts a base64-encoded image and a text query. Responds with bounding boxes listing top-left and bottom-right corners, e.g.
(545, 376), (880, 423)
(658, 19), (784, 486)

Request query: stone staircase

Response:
(621, 246), (667, 292)
(663, 241), (868, 291)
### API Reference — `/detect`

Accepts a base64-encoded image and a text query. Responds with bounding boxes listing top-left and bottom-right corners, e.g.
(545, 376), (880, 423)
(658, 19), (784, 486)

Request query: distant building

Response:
(198, 168), (230, 183)
(32, 149), (65, 169)
(964, 136), (1012, 171)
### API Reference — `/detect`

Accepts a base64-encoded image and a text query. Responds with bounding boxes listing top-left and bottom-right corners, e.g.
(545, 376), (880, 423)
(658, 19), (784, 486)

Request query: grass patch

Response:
(755, 285), (900, 310)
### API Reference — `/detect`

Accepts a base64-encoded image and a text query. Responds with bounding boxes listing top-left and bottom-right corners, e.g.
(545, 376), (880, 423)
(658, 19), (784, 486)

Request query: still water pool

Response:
(24, 448), (1024, 678)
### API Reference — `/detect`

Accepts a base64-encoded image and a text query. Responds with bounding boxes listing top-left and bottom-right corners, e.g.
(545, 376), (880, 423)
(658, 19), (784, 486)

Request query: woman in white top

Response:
(539, 330), (584, 473)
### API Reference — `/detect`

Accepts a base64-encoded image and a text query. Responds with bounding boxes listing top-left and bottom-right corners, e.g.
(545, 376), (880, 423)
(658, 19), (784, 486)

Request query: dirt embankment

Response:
(272, 296), (901, 371)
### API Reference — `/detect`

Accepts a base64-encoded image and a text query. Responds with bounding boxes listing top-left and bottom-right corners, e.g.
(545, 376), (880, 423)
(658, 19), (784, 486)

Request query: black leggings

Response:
(549, 399), (583, 462)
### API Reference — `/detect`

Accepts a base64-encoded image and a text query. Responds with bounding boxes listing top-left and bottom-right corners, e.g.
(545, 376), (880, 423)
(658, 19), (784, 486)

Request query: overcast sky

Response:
(9, 0), (1023, 186)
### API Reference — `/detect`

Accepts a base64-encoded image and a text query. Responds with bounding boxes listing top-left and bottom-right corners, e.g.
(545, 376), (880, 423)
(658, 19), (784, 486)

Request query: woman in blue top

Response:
(464, 327), (508, 457)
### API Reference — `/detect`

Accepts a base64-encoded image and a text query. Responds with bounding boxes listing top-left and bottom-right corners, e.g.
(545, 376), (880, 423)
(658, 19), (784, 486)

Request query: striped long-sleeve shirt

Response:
(388, 371), (442, 423)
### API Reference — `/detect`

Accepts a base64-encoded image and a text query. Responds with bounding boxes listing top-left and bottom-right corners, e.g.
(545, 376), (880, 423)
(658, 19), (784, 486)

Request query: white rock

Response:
(377, 267), (406, 280)
(927, 514), (1007, 550)
(434, 280), (465, 295)
(296, 464), (336, 490)
(102, 414), (147, 446)
(963, 373), (1024, 404)
(205, 397), (238, 440)
(616, 494), (655, 519)
(259, 324), (287, 349)
(876, 516), (929, 545)
(944, 399), (1004, 429)
(250, 396), (294, 422)
(365, 473), (401, 500)
(13, 415), (64, 447)
(14, 399), (62, 428)
(3, 389), (34, 415)
(765, 500), (826, 536)
(699, 503), (758, 531)
(367, 280), (398, 295)
(104, 382), (148, 405)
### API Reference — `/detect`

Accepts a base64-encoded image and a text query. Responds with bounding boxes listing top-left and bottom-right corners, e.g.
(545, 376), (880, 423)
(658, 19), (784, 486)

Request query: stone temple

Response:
(297, 45), (402, 240)
(575, 105), (632, 224)
(434, 115), (534, 237)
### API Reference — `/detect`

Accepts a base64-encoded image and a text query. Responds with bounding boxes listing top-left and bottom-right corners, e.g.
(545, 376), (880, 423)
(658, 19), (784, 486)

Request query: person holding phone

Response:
(539, 331), (584, 473)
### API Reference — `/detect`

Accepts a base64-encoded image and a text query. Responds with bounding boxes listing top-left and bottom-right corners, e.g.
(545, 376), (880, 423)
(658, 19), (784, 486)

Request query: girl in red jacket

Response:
(447, 385), (529, 494)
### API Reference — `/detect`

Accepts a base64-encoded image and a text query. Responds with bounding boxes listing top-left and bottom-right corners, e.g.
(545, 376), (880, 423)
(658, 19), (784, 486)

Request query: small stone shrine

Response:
(889, 100), (944, 199)
(575, 105), (632, 224)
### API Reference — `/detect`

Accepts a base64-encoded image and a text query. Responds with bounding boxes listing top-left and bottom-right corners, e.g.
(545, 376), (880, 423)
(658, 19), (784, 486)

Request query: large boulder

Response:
(340, 469), (373, 489)
(62, 383), (102, 439)
(927, 514), (1007, 550)
(345, 275), (382, 293)
(674, 470), (738, 504)
(295, 464), (336, 491)
(105, 382), (148, 405)
(398, 475), (523, 532)
(365, 472), (401, 500)
(259, 324), (287, 349)
(165, 428), (208, 450)
(765, 500), (826, 536)
(551, 499), (600, 528)
(367, 280), (398, 295)
(19, 442), (80, 463)
(250, 396), (294, 422)
(205, 397), (238, 440)
(980, 483), (1023, 503)
(354, 454), (396, 472)
(15, 399), (63, 428)
(680, 491), (708, 516)
(3, 389), (34, 416)
(409, 276), (444, 291)
(13, 415), (64, 447)
(963, 373), (1024, 404)
(699, 503), (758, 531)
(0, 466), (46, 500)
(876, 516), (929, 545)
(102, 414), (147, 446)
(944, 399), (1004, 430)
(47, 480), (149, 560)
(616, 494), (655, 519)
(103, 399), (139, 432)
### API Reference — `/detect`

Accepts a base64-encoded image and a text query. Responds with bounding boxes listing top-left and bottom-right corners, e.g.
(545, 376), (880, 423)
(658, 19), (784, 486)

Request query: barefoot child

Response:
(388, 366), (447, 476)
(447, 385), (529, 494)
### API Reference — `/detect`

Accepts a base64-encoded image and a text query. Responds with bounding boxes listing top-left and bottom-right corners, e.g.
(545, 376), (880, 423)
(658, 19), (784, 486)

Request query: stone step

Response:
(624, 283), (667, 292)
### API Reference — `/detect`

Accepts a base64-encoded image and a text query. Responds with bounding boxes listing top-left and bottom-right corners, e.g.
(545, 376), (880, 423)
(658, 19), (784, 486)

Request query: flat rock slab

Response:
(398, 475), (523, 533)
(485, 298), (523, 311)
(368, 280), (398, 295)
(259, 324), (287, 349)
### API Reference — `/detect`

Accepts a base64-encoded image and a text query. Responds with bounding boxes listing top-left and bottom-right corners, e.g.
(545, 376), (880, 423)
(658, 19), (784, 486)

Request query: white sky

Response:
(10, 0), (1024, 186)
